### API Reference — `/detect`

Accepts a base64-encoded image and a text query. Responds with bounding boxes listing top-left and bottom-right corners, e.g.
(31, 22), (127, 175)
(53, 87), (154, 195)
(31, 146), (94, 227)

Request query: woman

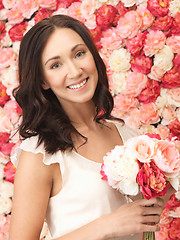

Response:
(9, 15), (165, 240)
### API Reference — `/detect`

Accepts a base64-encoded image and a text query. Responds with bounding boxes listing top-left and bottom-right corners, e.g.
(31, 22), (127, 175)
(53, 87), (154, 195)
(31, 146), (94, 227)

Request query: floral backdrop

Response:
(0, 0), (180, 239)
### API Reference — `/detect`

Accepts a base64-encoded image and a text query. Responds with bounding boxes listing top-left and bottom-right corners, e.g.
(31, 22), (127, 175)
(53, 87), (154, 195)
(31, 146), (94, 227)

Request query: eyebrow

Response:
(44, 43), (86, 66)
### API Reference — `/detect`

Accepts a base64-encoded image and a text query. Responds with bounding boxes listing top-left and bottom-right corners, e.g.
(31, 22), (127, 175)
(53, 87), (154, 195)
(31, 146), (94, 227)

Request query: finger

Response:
(139, 197), (164, 207)
(142, 206), (163, 216)
(141, 215), (161, 224)
(142, 223), (161, 232)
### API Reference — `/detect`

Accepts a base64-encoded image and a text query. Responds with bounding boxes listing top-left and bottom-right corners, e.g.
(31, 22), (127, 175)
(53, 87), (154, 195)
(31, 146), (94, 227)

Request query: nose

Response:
(66, 60), (83, 79)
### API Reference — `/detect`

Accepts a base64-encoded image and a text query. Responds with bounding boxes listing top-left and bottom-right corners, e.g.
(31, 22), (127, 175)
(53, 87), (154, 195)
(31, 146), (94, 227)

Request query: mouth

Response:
(67, 78), (88, 90)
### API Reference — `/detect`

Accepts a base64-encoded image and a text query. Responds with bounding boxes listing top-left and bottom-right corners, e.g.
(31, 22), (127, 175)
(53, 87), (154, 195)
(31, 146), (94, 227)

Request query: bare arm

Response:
(9, 150), (164, 240)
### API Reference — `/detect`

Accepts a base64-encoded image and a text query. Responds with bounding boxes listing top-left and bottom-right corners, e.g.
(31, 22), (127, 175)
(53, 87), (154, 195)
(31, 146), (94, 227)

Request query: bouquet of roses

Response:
(155, 191), (180, 240)
(100, 134), (180, 240)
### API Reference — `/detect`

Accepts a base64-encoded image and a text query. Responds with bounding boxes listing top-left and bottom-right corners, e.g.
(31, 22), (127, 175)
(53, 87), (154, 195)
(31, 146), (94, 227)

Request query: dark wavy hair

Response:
(13, 14), (119, 154)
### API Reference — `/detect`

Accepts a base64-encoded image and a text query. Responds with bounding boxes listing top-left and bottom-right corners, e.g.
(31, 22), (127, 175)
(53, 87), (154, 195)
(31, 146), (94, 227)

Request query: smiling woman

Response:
(9, 14), (166, 240)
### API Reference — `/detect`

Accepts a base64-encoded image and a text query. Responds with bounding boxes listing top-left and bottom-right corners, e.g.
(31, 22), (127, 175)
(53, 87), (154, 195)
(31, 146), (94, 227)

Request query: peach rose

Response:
(0, 48), (15, 69)
(124, 108), (141, 129)
(168, 88), (180, 104)
(154, 140), (180, 178)
(166, 35), (180, 53)
(0, 107), (13, 132)
(117, 10), (142, 39)
(114, 94), (139, 111)
(157, 125), (170, 140)
(136, 3), (155, 31)
(148, 65), (165, 81)
(38, 0), (57, 10)
(139, 102), (160, 124)
(15, 0), (39, 19)
(125, 134), (156, 163)
(161, 105), (176, 124)
(144, 30), (166, 57)
(125, 72), (148, 97)
(68, 2), (86, 23)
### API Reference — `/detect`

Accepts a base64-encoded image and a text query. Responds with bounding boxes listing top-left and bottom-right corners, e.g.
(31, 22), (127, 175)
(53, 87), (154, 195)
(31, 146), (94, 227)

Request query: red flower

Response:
(137, 161), (169, 200)
(168, 218), (180, 240)
(131, 55), (152, 74)
(0, 132), (10, 145)
(165, 193), (180, 210)
(168, 118), (180, 140)
(147, 0), (170, 17)
(173, 53), (180, 67)
(126, 31), (147, 56)
(0, 21), (6, 41)
(95, 4), (118, 30)
(90, 26), (102, 49)
(138, 78), (161, 104)
(0, 142), (15, 156)
(171, 12), (180, 35)
(145, 133), (161, 140)
(0, 0), (4, 9)
(0, 83), (10, 106)
(8, 21), (28, 42)
(100, 163), (108, 180)
(151, 15), (173, 31)
(4, 161), (16, 184)
(161, 66), (180, 88)
(34, 8), (52, 24)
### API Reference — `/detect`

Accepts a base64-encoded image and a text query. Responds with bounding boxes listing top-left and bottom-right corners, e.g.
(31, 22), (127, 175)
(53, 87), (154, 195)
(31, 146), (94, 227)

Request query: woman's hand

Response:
(106, 197), (164, 238)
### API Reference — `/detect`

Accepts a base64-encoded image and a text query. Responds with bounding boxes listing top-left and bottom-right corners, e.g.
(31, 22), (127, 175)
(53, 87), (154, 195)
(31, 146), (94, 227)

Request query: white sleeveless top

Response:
(11, 122), (143, 240)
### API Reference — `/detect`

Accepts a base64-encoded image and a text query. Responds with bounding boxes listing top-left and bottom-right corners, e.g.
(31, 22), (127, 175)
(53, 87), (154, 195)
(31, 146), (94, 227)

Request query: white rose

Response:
(0, 180), (14, 198)
(111, 71), (130, 95)
(155, 88), (169, 109)
(169, 0), (180, 17)
(120, 0), (136, 7)
(109, 48), (131, 73)
(0, 195), (12, 214)
(154, 45), (174, 72)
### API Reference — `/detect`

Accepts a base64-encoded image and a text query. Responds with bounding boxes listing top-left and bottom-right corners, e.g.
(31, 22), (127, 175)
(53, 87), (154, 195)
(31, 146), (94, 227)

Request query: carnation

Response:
(109, 48), (131, 73)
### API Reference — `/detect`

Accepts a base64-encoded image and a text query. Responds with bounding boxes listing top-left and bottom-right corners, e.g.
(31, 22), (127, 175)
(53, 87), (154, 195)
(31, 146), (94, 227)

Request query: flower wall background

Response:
(0, 0), (180, 239)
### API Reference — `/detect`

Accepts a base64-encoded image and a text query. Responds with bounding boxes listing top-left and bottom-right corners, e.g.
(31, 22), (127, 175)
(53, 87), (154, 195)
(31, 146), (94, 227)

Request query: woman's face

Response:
(41, 28), (98, 108)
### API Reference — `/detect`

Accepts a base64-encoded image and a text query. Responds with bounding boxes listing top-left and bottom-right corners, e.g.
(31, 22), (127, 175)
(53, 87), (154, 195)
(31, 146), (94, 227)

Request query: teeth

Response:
(68, 79), (87, 89)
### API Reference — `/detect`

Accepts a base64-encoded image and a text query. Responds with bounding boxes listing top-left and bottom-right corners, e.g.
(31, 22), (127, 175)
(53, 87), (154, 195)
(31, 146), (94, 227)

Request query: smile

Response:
(68, 78), (88, 90)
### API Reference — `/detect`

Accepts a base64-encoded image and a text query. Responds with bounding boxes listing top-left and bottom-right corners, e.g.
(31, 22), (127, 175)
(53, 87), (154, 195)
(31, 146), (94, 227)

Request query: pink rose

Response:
(34, 8), (52, 24)
(173, 53), (180, 67)
(137, 161), (169, 200)
(162, 66), (180, 88)
(68, 2), (85, 23)
(95, 4), (118, 30)
(100, 163), (108, 180)
(38, 0), (57, 10)
(117, 11), (142, 39)
(114, 94), (138, 111)
(147, 0), (170, 17)
(7, 7), (24, 25)
(144, 30), (166, 57)
(168, 218), (180, 240)
(15, 0), (39, 19)
(0, 21), (6, 40)
(3, 100), (21, 124)
(0, 83), (9, 106)
(4, 161), (16, 183)
(0, 0), (4, 9)
(0, 48), (15, 69)
(126, 31), (147, 56)
(168, 118), (180, 140)
(145, 133), (161, 140)
(138, 78), (161, 103)
(124, 108), (141, 129)
(8, 21), (28, 42)
(154, 140), (180, 178)
(151, 15), (173, 31)
(130, 55), (153, 74)
(166, 35), (180, 53)
(57, 0), (79, 8)
(125, 72), (148, 97)
(136, 3), (155, 31)
(100, 28), (123, 51)
(165, 194), (180, 210)
(139, 102), (160, 124)
(0, 141), (15, 156)
(0, 214), (11, 239)
(161, 105), (176, 123)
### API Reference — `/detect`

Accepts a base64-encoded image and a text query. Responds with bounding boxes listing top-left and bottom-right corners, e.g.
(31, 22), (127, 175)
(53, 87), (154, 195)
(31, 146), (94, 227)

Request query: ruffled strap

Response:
(10, 136), (65, 178)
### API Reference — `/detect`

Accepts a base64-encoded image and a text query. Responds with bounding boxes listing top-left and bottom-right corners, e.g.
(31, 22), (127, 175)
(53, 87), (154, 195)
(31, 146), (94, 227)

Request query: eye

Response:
(75, 50), (86, 58)
(51, 62), (62, 69)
